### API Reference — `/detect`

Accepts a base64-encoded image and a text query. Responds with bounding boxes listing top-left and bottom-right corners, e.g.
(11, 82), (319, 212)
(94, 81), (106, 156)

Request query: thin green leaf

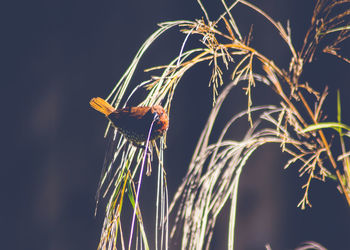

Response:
(320, 25), (350, 35)
(302, 122), (350, 133)
(337, 90), (341, 124)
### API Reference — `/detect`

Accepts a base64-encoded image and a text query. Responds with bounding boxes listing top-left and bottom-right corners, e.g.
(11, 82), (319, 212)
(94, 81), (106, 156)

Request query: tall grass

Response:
(94, 0), (350, 249)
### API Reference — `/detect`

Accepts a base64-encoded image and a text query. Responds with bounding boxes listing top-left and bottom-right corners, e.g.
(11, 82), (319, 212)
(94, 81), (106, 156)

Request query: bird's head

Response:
(151, 105), (169, 132)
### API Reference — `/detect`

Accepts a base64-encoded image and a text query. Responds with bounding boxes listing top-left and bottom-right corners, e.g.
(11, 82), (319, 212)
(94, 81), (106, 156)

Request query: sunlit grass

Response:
(93, 0), (350, 249)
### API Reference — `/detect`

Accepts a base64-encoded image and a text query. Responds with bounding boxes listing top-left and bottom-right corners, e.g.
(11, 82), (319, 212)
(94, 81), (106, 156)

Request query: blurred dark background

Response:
(3, 0), (350, 249)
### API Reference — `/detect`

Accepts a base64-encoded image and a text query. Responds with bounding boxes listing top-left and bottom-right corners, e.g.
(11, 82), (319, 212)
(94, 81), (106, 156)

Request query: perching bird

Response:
(90, 97), (169, 144)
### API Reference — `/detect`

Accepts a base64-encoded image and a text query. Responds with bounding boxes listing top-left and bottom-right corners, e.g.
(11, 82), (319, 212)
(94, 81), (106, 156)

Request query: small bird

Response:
(90, 97), (169, 144)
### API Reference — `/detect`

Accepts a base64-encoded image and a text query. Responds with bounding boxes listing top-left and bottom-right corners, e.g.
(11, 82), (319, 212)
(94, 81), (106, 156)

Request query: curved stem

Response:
(298, 92), (350, 206)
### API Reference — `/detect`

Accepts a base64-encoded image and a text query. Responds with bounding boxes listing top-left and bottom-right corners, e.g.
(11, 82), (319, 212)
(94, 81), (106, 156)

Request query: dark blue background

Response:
(2, 0), (349, 249)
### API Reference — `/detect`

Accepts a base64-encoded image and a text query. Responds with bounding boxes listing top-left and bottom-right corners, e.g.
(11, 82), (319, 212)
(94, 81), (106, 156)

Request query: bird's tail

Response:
(89, 97), (115, 116)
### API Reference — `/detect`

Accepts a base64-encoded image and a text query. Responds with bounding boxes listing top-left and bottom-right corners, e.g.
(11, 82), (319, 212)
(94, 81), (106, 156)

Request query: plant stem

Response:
(298, 92), (350, 206)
